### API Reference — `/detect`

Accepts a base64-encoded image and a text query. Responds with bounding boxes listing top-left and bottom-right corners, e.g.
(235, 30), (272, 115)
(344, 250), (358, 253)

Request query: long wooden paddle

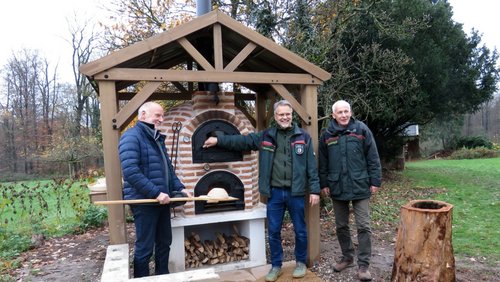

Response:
(94, 196), (238, 205)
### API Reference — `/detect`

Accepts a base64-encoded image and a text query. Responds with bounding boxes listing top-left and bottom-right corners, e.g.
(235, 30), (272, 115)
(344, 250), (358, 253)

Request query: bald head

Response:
(331, 100), (352, 128)
(138, 102), (164, 127)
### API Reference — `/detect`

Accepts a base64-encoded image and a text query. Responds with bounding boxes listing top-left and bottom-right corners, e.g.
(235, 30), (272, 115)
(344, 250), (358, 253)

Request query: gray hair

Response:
(137, 101), (160, 117)
(273, 100), (293, 113)
(332, 100), (351, 114)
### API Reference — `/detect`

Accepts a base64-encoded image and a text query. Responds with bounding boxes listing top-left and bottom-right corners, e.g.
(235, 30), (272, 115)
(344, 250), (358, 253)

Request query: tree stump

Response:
(391, 200), (455, 282)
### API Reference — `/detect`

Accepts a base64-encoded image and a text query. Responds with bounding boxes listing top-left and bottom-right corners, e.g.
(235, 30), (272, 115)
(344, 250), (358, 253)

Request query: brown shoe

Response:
(358, 265), (372, 281)
(333, 258), (355, 272)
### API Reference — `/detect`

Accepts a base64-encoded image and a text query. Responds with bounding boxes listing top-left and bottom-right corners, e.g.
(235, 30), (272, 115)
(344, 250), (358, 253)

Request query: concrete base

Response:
(101, 244), (129, 282)
(100, 244), (220, 282)
(132, 268), (220, 282)
(170, 203), (267, 273)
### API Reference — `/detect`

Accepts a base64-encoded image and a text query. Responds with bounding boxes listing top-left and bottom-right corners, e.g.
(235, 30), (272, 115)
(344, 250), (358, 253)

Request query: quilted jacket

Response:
(119, 121), (185, 200)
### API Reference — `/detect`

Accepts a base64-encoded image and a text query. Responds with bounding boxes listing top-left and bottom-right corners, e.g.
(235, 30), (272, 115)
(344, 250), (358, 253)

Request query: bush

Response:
(454, 136), (493, 149)
(77, 205), (108, 232)
(449, 147), (499, 160)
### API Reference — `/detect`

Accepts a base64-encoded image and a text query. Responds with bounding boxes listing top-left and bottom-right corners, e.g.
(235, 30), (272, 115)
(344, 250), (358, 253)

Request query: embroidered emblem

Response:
(295, 144), (305, 155)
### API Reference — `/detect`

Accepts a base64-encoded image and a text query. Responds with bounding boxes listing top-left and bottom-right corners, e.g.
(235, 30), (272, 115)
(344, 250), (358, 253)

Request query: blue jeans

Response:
(267, 187), (307, 267)
(332, 198), (372, 267)
(130, 205), (172, 277)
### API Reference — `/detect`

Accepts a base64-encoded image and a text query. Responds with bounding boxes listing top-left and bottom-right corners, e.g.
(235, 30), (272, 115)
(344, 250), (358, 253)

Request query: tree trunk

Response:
(391, 200), (455, 282)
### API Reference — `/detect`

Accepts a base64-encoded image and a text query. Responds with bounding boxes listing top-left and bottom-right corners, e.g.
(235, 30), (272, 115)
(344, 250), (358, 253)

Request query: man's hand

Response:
(321, 187), (330, 197)
(309, 194), (320, 206)
(181, 189), (193, 198)
(156, 192), (171, 205)
(370, 186), (379, 194)
(203, 137), (218, 148)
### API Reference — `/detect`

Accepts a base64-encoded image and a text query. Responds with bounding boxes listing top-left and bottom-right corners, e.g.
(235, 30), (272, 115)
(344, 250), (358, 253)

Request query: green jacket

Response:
(217, 124), (320, 197)
(318, 118), (382, 201)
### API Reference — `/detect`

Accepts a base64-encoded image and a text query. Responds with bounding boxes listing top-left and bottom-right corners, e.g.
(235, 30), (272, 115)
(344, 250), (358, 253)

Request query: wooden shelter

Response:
(80, 9), (330, 266)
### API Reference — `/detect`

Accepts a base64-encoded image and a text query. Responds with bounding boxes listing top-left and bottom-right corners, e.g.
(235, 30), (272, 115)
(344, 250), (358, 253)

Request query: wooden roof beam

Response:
(177, 37), (214, 71)
(213, 24), (223, 70)
(94, 68), (322, 85)
(114, 81), (162, 130)
(224, 42), (257, 72)
(80, 11), (218, 76)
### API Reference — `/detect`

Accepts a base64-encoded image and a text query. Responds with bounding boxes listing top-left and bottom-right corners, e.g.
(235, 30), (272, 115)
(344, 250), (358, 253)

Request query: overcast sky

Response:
(0, 0), (498, 84)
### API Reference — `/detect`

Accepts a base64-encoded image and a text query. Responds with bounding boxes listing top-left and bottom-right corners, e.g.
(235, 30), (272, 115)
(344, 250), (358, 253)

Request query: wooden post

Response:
(98, 81), (127, 244)
(301, 85), (320, 266)
(391, 200), (455, 282)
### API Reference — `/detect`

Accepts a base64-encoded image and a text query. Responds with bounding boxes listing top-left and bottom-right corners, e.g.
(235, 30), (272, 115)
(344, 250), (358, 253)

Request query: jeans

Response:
(130, 204), (172, 277)
(332, 198), (372, 267)
(267, 187), (307, 267)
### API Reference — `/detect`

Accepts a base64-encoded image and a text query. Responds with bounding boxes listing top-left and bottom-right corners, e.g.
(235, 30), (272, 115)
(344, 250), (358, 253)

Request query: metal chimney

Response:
(197, 0), (211, 16)
(195, 0), (219, 99)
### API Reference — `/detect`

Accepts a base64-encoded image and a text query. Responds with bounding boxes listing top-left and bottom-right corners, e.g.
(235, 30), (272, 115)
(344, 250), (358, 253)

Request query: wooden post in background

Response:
(391, 200), (455, 282)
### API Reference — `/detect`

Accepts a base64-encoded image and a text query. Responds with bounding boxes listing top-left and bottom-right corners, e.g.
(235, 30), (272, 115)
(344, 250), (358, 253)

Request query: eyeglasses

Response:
(275, 112), (292, 117)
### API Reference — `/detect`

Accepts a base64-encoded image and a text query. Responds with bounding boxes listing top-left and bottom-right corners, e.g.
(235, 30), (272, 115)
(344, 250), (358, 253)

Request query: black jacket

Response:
(318, 118), (381, 201)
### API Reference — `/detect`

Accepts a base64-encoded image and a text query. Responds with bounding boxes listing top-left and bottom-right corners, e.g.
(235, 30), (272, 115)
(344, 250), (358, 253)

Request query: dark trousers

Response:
(130, 204), (172, 277)
(332, 198), (372, 267)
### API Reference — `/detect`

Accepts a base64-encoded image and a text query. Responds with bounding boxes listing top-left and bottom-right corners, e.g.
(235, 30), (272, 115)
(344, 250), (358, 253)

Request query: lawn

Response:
(0, 178), (107, 263)
(403, 157), (500, 260)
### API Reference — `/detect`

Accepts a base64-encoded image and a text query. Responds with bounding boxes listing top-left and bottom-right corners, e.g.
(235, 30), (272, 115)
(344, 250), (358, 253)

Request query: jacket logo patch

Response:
(261, 141), (275, 152)
(294, 144), (305, 155)
(326, 137), (339, 145)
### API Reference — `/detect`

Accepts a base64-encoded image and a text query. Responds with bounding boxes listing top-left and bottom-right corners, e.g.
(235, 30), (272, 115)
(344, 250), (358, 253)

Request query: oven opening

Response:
(192, 120), (243, 163)
(194, 171), (245, 214)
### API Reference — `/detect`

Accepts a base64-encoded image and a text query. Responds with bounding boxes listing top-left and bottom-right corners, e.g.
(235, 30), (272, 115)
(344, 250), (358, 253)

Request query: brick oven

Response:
(158, 91), (267, 273)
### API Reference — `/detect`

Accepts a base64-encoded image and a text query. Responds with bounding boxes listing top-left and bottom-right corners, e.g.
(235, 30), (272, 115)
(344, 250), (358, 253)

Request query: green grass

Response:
(0, 178), (108, 271)
(404, 158), (500, 260)
(0, 180), (89, 234)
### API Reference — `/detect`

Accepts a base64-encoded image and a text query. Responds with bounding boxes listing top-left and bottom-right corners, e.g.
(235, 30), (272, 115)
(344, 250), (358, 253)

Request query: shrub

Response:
(449, 147), (499, 160)
(77, 205), (108, 231)
(454, 136), (493, 149)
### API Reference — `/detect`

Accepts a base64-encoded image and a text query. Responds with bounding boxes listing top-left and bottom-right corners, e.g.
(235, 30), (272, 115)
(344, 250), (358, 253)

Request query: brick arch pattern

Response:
(157, 92), (259, 216)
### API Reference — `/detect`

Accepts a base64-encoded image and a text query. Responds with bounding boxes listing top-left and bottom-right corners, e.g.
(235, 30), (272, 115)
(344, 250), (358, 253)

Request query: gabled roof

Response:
(80, 9), (330, 92)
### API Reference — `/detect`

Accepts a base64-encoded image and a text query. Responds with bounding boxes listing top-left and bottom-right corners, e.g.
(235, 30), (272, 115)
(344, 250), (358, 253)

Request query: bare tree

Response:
(38, 58), (59, 147)
(67, 16), (99, 137)
(0, 49), (62, 175)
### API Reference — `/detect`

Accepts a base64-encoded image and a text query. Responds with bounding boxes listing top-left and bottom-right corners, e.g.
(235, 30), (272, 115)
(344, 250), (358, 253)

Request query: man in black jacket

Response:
(318, 100), (382, 281)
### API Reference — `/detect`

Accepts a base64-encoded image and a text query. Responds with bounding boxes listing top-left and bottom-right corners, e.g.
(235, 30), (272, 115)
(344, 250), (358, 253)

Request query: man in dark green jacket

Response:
(203, 100), (320, 282)
(319, 100), (381, 281)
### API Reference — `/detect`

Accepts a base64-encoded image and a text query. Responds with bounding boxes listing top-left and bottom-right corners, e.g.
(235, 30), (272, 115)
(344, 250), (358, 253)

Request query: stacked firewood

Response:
(184, 228), (250, 268)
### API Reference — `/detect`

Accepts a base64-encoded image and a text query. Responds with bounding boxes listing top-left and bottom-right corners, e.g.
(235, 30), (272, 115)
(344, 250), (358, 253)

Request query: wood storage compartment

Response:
(184, 228), (250, 268)
(391, 200), (455, 282)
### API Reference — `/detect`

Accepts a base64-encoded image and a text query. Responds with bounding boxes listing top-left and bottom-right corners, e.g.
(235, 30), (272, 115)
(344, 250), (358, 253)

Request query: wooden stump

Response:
(391, 200), (455, 282)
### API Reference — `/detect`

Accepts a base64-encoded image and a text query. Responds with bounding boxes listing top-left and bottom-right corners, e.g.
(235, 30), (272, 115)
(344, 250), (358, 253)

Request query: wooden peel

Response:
(94, 196), (238, 205)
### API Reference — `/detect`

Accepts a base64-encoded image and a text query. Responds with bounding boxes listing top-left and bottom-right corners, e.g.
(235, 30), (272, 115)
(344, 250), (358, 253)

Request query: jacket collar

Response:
(267, 123), (302, 139)
(137, 121), (163, 141)
(326, 118), (357, 135)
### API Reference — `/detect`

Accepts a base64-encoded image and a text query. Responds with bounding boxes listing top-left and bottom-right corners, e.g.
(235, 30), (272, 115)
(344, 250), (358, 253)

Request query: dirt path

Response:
(11, 220), (499, 282)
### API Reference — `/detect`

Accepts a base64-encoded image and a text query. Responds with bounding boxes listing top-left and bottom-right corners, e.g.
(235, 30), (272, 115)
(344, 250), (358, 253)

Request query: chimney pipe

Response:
(197, 0), (211, 17)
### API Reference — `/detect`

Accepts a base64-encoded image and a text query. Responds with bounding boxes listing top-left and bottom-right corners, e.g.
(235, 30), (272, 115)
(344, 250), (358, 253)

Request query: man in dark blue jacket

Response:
(319, 100), (381, 281)
(203, 100), (320, 282)
(119, 101), (190, 277)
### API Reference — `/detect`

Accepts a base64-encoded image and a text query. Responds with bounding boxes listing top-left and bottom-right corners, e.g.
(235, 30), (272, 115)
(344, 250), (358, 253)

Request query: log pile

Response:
(184, 229), (250, 268)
